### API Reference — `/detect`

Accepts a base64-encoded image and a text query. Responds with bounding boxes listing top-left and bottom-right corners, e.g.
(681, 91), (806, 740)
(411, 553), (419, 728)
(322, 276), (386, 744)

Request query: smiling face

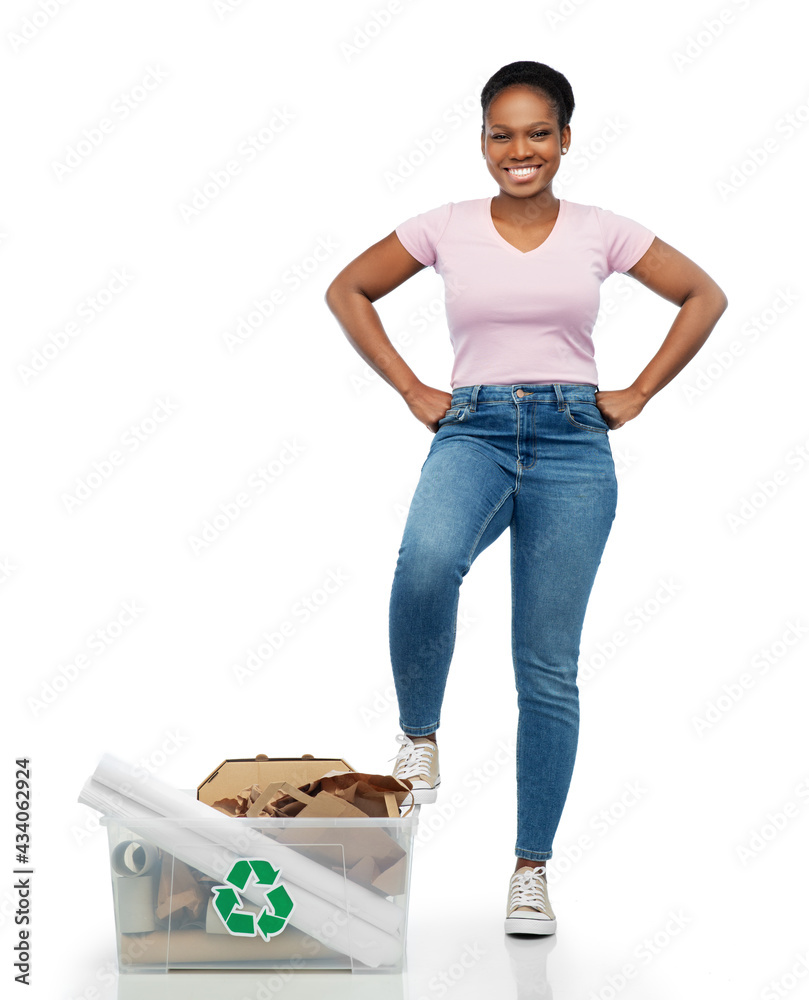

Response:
(481, 85), (571, 198)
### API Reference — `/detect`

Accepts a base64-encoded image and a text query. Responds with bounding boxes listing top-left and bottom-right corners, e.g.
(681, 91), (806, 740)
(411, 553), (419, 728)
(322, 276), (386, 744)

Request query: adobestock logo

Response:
(8, 0), (75, 52)
(548, 780), (648, 886)
(28, 600), (145, 717)
(18, 268), (135, 386)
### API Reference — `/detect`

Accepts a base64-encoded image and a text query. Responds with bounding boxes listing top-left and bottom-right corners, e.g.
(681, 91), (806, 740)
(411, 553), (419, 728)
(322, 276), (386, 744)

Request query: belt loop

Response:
(469, 384), (481, 412)
(553, 383), (565, 411)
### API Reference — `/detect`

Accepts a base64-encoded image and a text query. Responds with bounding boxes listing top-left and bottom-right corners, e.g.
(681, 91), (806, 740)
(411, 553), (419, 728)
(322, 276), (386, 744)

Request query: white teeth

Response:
(507, 166), (539, 177)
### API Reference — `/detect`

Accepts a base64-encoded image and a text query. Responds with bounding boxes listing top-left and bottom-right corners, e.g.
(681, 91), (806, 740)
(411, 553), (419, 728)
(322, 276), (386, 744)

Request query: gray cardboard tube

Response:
(116, 874), (156, 933)
(111, 839), (159, 877)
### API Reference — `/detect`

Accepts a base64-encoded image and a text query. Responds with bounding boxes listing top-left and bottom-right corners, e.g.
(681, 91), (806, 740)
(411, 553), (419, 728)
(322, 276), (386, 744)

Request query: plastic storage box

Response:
(100, 802), (420, 974)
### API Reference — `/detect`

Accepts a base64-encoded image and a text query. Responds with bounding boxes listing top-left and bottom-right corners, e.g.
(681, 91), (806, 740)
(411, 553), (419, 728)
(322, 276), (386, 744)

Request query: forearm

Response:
(325, 286), (422, 399)
(630, 288), (729, 403)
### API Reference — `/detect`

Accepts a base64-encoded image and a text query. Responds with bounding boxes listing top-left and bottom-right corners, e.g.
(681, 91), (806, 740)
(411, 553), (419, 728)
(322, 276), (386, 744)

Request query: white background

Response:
(3, 0), (808, 997)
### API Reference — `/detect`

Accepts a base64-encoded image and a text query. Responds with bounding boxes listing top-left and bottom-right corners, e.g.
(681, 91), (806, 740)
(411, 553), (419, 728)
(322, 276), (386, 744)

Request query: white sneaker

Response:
(389, 733), (440, 804)
(504, 866), (557, 935)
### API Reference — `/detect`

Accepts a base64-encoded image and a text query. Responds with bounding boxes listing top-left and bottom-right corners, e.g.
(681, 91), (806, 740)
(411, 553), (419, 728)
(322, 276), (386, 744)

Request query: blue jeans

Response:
(388, 383), (618, 861)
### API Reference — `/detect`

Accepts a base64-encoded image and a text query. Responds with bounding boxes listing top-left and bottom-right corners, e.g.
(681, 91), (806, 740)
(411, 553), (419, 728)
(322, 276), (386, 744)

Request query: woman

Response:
(325, 60), (728, 936)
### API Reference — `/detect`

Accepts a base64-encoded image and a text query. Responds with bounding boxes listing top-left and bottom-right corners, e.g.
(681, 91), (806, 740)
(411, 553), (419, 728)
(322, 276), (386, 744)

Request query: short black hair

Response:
(481, 61), (575, 135)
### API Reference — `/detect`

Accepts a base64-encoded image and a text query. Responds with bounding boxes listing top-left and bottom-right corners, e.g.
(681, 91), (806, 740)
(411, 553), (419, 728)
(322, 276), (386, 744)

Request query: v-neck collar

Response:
(486, 196), (566, 256)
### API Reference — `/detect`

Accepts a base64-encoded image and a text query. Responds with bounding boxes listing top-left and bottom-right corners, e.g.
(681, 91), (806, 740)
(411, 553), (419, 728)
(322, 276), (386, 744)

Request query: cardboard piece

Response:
(346, 855), (381, 887)
(119, 925), (343, 966)
(315, 771), (414, 818)
(155, 851), (208, 927)
(369, 854), (408, 896)
(197, 754), (355, 807)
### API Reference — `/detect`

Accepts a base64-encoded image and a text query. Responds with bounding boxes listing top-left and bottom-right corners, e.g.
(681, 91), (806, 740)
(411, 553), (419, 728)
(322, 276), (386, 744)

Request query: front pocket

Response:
(564, 401), (609, 433)
(437, 405), (466, 425)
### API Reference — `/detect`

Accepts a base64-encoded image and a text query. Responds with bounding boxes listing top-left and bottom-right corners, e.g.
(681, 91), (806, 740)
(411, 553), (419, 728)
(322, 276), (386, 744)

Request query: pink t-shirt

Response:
(394, 196), (655, 389)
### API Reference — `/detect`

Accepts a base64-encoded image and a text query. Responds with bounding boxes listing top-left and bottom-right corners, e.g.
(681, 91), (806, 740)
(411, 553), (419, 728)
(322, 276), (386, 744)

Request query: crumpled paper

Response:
(213, 772), (413, 820)
(155, 850), (214, 928)
(211, 783), (264, 818)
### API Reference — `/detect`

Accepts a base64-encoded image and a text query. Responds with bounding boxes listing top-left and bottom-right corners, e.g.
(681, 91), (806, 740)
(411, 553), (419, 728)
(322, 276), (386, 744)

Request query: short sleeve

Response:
(597, 207), (655, 275)
(394, 202), (453, 267)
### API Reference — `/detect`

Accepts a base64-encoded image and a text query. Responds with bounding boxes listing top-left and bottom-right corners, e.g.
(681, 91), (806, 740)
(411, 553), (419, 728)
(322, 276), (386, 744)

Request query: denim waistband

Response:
(450, 383), (599, 410)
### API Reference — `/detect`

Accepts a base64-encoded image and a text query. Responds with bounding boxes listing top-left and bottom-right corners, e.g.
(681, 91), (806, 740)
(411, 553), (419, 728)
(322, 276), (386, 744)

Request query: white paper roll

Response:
(115, 874), (156, 933)
(78, 774), (402, 969)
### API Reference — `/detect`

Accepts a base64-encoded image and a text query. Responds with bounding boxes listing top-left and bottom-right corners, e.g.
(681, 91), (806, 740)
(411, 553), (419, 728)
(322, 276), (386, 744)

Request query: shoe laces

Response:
(509, 868), (550, 913)
(389, 733), (435, 779)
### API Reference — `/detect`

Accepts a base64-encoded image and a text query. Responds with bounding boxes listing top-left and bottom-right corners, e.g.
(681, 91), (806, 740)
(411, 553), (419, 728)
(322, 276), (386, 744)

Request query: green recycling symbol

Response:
(211, 859), (295, 939)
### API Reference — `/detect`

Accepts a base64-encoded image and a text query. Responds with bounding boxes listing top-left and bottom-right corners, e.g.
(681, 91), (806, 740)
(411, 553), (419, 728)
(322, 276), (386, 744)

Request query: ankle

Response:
(515, 858), (546, 875)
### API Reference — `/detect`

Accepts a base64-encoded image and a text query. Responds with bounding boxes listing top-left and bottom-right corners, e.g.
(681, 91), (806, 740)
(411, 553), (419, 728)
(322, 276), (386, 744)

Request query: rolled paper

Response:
(117, 926), (343, 967)
(115, 874), (156, 933)
(111, 839), (159, 877)
(87, 753), (405, 936)
(78, 775), (402, 969)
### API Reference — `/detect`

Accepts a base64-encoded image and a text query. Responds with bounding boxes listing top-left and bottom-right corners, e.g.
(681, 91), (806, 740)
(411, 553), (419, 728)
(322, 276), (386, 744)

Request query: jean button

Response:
(516, 389), (525, 397)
